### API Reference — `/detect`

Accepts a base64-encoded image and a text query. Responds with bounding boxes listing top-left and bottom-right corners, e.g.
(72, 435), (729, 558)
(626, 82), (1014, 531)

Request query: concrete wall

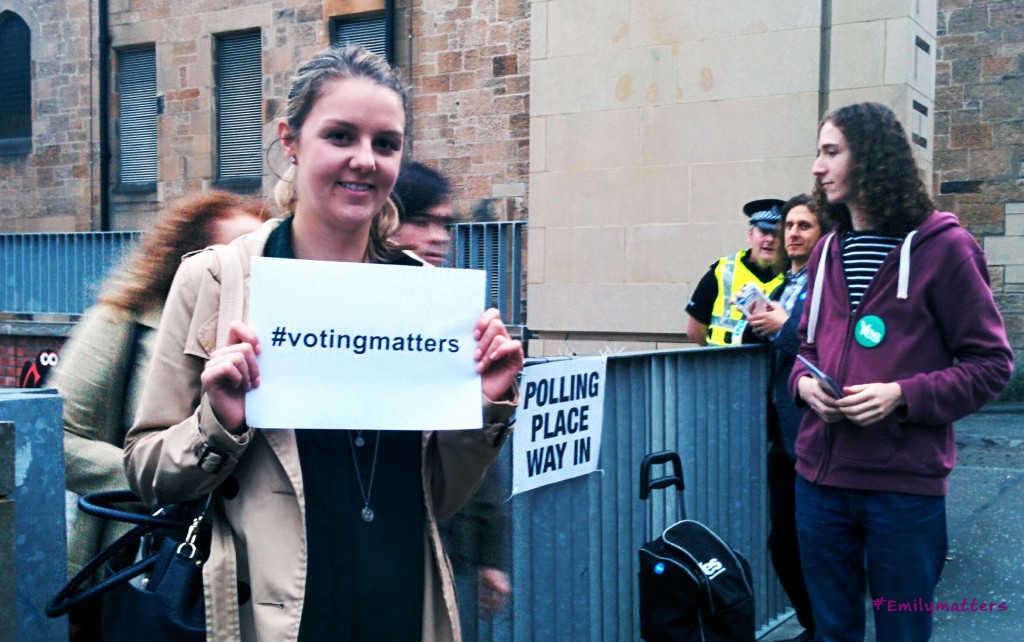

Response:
(0, 421), (14, 642)
(527, 0), (939, 355)
(0, 390), (67, 642)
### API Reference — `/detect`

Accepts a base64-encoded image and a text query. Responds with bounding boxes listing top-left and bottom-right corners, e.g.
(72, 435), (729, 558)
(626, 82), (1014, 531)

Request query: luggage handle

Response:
(639, 450), (685, 501)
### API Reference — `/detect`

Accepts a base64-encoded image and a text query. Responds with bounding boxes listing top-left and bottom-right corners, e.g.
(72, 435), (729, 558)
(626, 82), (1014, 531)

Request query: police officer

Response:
(685, 198), (785, 346)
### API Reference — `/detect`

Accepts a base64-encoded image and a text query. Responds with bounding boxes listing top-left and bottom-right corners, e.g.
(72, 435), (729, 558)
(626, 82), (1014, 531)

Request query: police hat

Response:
(743, 198), (785, 230)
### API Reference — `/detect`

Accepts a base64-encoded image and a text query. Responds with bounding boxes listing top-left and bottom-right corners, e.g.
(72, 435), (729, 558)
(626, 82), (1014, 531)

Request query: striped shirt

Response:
(842, 232), (905, 311)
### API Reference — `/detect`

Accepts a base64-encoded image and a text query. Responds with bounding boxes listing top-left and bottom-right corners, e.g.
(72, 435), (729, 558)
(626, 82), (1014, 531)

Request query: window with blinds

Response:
(332, 13), (388, 61)
(216, 31), (263, 183)
(118, 48), (158, 185)
(0, 12), (32, 153)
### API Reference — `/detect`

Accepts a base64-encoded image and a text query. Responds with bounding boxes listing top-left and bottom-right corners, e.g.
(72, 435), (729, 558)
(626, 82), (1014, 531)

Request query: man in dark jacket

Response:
(790, 103), (1013, 642)
(744, 194), (828, 642)
(392, 160), (512, 640)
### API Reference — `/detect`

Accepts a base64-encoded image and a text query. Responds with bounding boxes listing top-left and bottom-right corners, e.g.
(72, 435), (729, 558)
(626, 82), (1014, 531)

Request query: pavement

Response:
(760, 404), (1024, 641)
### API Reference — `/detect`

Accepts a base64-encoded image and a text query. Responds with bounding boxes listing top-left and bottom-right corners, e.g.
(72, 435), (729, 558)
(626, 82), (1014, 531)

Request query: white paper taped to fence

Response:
(512, 356), (607, 495)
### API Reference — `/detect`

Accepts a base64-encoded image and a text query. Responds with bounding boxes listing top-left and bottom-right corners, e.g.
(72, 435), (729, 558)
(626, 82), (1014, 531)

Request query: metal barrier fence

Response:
(0, 232), (140, 316)
(463, 346), (792, 641)
(0, 223), (526, 331)
(4, 348), (788, 639)
(451, 221), (526, 337)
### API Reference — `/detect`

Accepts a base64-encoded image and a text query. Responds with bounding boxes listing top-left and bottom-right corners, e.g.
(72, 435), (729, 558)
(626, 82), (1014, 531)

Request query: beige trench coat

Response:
(52, 302), (161, 578)
(124, 219), (514, 642)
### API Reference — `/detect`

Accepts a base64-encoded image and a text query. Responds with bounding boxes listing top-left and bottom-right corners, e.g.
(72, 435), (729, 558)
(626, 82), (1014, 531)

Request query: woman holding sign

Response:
(124, 46), (523, 641)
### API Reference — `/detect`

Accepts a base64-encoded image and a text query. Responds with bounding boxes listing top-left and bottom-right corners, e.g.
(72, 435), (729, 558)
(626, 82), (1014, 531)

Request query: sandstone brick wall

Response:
(934, 0), (1024, 349)
(2, 0), (531, 231)
(0, 0), (98, 232)
(0, 334), (66, 389)
(406, 0), (530, 222)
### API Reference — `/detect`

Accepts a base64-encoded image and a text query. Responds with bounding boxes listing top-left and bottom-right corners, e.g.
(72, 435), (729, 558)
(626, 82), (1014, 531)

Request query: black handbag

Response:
(47, 490), (210, 641)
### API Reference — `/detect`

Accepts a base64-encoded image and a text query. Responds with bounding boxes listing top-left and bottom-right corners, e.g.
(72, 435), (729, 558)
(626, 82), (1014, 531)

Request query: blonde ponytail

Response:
(273, 164), (298, 214)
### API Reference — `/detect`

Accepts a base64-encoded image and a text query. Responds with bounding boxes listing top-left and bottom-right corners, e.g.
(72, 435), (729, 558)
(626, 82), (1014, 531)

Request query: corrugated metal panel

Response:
(462, 347), (792, 641)
(118, 48), (157, 184)
(216, 31), (263, 179)
(333, 14), (388, 60)
(451, 221), (525, 337)
(0, 232), (140, 315)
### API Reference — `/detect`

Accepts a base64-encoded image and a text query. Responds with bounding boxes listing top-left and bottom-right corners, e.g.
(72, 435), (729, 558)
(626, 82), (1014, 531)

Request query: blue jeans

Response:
(794, 477), (947, 642)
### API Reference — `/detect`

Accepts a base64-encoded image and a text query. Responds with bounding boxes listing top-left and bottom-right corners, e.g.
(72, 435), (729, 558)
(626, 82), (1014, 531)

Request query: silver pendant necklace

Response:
(347, 430), (381, 523)
(354, 430), (365, 448)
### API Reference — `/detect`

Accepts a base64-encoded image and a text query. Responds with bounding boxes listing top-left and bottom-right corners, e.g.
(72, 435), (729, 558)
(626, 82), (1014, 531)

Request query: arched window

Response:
(0, 11), (31, 154)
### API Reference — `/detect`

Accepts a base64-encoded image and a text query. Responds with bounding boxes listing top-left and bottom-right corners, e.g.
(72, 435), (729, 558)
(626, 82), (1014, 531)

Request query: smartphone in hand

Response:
(796, 354), (843, 399)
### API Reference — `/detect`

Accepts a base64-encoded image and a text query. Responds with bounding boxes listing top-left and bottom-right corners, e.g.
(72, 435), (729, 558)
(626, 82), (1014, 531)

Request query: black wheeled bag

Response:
(638, 451), (755, 642)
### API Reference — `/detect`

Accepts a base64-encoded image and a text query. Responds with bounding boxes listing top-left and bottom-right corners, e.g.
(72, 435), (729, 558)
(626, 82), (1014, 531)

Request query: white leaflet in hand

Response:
(733, 283), (772, 317)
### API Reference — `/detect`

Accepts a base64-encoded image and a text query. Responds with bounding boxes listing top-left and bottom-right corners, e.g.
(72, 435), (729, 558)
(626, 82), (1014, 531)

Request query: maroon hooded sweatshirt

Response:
(789, 211), (1013, 496)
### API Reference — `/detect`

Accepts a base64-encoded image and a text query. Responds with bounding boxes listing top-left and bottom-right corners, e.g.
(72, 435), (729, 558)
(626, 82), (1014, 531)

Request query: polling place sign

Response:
(245, 257), (486, 431)
(512, 356), (606, 495)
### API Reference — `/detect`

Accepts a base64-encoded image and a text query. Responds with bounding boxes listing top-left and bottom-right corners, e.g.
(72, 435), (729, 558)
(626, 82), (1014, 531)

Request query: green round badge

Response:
(855, 315), (885, 348)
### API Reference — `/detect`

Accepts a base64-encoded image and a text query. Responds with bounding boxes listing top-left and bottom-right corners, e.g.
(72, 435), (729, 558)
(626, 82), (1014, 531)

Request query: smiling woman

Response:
(273, 49), (407, 264)
(122, 46), (525, 642)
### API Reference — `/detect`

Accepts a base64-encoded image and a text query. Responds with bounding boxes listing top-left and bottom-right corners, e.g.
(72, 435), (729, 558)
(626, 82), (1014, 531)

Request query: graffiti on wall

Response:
(20, 351), (59, 388)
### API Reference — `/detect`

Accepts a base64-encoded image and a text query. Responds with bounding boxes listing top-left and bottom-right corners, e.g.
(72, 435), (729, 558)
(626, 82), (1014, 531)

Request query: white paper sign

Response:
(245, 257), (486, 431)
(512, 356), (607, 495)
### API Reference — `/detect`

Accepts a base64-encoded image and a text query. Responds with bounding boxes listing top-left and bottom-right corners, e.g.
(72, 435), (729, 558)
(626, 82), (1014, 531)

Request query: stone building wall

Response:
(934, 0), (1024, 350)
(405, 0), (530, 222)
(0, 0), (533, 380)
(0, 0), (98, 232)
(2, 0), (1021, 362)
(525, 0), (938, 355)
(0, 331), (65, 389)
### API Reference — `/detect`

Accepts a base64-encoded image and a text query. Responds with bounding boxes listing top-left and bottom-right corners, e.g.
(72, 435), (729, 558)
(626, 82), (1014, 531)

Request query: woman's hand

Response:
(797, 375), (844, 423)
(748, 305), (788, 337)
(474, 308), (524, 402)
(200, 322), (261, 434)
(837, 382), (904, 426)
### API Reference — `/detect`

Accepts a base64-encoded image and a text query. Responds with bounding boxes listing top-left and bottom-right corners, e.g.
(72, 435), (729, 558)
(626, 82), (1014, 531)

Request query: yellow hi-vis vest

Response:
(707, 249), (784, 346)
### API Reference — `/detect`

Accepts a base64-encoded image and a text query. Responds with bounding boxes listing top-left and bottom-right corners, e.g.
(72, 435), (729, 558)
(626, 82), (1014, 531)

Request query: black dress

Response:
(264, 218), (426, 640)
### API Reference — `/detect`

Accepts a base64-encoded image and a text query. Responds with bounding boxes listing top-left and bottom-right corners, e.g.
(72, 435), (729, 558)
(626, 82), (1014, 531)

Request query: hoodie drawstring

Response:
(806, 230), (917, 344)
(807, 233), (834, 345)
(897, 230), (917, 299)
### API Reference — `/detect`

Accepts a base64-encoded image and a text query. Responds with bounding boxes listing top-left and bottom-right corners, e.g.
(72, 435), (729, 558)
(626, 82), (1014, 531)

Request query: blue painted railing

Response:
(0, 232), (140, 316)
(0, 222), (527, 333)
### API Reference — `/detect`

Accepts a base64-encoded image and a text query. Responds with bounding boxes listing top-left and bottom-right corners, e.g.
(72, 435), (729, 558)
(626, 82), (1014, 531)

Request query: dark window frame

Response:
(213, 29), (264, 192)
(0, 11), (33, 156)
(116, 46), (159, 193)
(330, 11), (390, 62)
